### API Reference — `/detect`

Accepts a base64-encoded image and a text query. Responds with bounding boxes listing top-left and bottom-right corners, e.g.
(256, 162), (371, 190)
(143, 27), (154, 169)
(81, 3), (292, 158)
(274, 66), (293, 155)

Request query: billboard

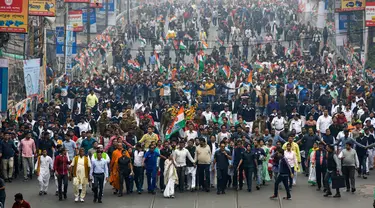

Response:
(64, 0), (89, 2)
(29, 0), (56, 16)
(100, 0), (115, 13)
(90, 0), (103, 8)
(339, 0), (365, 11)
(56, 26), (64, 57)
(23, 59), (41, 97)
(68, 10), (83, 32)
(0, 59), (8, 112)
(0, 0), (28, 33)
(82, 8), (97, 33)
(366, 2), (375, 26)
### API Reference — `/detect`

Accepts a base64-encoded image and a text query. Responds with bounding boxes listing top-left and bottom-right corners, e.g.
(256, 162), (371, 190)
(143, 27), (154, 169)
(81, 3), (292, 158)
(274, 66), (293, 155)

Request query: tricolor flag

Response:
(180, 62), (186, 71)
(179, 41), (187, 50)
(216, 37), (224, 46)
(155, 52), (161, 69)
(254, 61), (263, 70)
(201, 40), (208, 50)
(139, 35), (146, 45)
(165, 107), (186, 140)
(184, 34), (193, 40)
(220, 65), (231, 79)
(169, 16), (177, 22)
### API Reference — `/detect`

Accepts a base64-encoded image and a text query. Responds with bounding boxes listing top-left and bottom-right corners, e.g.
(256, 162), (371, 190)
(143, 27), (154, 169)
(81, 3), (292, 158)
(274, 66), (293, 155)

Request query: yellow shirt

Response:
(205, 83), (215, 95)
(139, 133), (159, 149)
(86, 94), (98, 108)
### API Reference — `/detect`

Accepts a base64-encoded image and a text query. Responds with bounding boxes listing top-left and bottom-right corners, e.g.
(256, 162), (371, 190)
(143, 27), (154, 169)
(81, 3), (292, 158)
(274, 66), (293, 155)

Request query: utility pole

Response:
(105, 0), (109, 28)
(86, 2), (90, 43)
(127, 0), (130, 24)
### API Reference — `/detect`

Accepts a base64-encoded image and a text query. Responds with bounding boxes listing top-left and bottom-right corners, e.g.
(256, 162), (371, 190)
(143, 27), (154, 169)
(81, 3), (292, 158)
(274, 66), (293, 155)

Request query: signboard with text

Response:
(366, 2), (375, 26)
(338, 0), (365, 12)
(29, 0), (56, 16)
(64, 0), (90, 2)
(90, 0), (103, 8)
(68, 10), (83, 32)
(0, 0), (28, 33)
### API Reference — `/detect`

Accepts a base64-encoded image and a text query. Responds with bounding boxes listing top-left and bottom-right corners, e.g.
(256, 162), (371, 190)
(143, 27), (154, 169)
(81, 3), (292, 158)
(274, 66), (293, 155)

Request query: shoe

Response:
(221, 191), (226, 194)
(316, 188), (321, 191)
(80, 198), (84, 202)
(43, 192), (47, 195)
(205, 189), (210, 192)
(269, 195), (277, 199)
(239, 187), (243, 190)
(171, 195), (175, 198)
(323, 192), (332, 197)
(75, 197), (79, 202)
(247, 189), (252, 192)
(138, 191), (142, 194)
(98, 200), (102, 203)
(23, 178), (28, 182)
(333, 193), (341, 198)
(93, 198), (97, 203)
(117, 193), (123, 197)
(8, 178), (12, 183)
(55, 191), (58, 196)
(346, 189), (350, 192)
(351, 188), (356, 193)
(216, 191), (221, 195)
(39, 191), (43, 196)
(63, 194), (67, 199)
(323, 189), (327, 193)
(59, 197), (63, 201)
(283, 197), (292, 200)
(363, 176), (368, 179)
(256, 186), (260, 190)
(151, 191), (156, 195)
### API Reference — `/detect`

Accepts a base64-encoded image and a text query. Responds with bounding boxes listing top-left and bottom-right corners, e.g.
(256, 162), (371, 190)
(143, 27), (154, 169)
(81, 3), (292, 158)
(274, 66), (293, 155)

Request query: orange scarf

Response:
(36, 156), (41, 176)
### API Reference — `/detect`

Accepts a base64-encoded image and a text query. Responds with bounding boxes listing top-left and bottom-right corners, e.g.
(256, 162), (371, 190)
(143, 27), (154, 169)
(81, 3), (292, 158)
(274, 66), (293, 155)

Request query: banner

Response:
(0, 0), (28, 33)
(29, 0), (56, 16)
(65, 25), (74, 75)
(23, 59), (41, 97)
(0, 59), (8, 112)
(64, 0), (89, 2)
(366, 2), (375, 26)
(56, 26), (64, 57)
(100, 0), (115, 13)
(68, 10), (83, 32)
(90, 0), (103, 8)
(339, 12), (358, 30)
(82, 8), (97, 33)
(340, 0), (365, 11)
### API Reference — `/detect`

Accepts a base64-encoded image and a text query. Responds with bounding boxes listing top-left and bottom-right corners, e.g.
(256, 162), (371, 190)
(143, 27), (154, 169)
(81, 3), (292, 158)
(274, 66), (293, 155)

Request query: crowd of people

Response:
(0, 0), (375, 206)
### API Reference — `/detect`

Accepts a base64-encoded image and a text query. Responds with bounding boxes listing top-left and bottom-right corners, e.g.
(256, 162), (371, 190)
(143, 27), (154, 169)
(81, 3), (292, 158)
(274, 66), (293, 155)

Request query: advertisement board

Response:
(366, 2), (375, 26)
(90, 0), (103, 8)
(339, 0), (365, 12)
(0, 0), (28, 33)
(82, 8), (97, 33)
(29, 0), (56, 16)
(68, 10), (83, 32)
(56, 26), (64, 57)
(23, 59), (41, 97)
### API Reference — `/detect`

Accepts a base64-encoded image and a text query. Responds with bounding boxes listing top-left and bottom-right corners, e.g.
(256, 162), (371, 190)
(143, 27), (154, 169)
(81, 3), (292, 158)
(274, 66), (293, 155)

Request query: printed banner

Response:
(0, 59), (8, 112)
(340, 0), (365, 11)
(0, 0), (28, 33)
(82, 8), (97, 33)
(56, 26), (64, 57)
(366, 2), (375, 26)
(64, 0), (89, 2)
(65, 25), (74, 75)
(23, 59), (41, 97)
(68, 10), (83, 32)
(29, 0), (56, 16)
(100, 0), (115, 13)
(90, 0), (103, 8)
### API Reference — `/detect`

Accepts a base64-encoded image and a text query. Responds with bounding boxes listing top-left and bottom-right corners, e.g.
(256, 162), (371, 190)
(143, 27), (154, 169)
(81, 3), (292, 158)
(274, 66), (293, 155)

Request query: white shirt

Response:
(134, 103), (143, 112)
(217, 132), (231, 143)
(316, 115), (333, 134)
(202, 111), (214, 124)
(172, 148), (195, 167)
(184, 130), (198, 140)
(133, 150), (144, 167)
(344, 109), (353, 123)
(289, 119), (304, 134)
(272, 117), (286, 130)
(35, 155), (53, 174)
(77, 122), (91, 135)
(284, 150), (297, 168)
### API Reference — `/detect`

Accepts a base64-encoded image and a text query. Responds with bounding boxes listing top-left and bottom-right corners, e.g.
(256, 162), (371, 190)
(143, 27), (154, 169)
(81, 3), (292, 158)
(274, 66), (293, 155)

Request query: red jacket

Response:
(53, 154), (70, 175)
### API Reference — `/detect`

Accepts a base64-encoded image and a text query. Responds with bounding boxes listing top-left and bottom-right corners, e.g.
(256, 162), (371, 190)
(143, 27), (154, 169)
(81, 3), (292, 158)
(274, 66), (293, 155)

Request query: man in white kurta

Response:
(35, 149), (53, 195)
(71, 148), (91, 202)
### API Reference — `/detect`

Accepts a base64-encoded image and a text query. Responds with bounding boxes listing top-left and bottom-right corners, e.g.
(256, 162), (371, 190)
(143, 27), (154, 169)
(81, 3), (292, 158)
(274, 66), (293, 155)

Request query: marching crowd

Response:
(1, 0), (375, 206)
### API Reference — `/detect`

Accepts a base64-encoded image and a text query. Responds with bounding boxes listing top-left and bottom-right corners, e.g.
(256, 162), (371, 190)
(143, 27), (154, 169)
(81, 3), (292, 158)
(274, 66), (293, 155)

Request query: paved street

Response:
(4, 173), (375, 207)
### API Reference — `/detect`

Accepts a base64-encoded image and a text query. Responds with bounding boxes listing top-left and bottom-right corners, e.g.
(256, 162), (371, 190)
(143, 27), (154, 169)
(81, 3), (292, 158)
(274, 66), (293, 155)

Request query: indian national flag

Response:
(216, 37), (224, 46)
(169, 16), (177, 22)
(254, 61), (263, 70)
(220, 65), (231, 79)
(180, 62), (186, 71)
(202, 40), (208, 50)
(155, 52), (160, 68)
(139, 36), (146, 45)
(184, 34), (193, 40)
(179, 41), (187, 50)
(165, 107), (186, 140)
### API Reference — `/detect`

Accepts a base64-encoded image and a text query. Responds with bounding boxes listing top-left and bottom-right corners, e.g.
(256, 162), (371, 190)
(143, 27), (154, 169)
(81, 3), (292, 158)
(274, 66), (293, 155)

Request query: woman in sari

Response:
(307, 142), (319, 186)
(259, 139), (271, 183)
(109, 143), (130, 194)
(163, 153), (178, 198)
